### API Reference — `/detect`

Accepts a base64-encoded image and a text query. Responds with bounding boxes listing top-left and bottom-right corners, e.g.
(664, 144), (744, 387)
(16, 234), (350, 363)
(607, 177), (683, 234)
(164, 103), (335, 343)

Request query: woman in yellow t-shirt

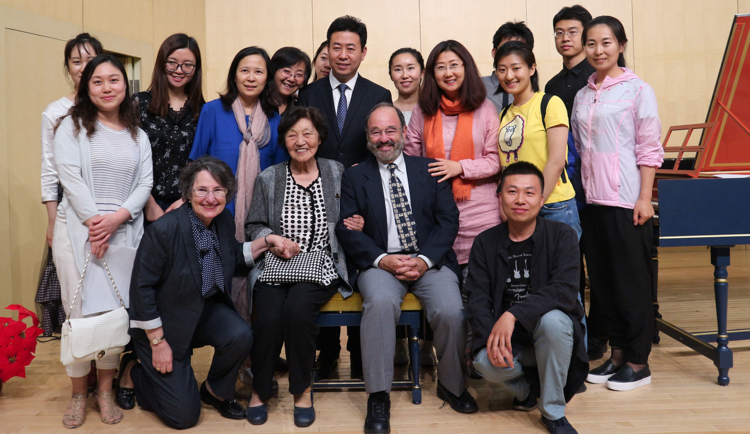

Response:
(495, 41), (581, 239)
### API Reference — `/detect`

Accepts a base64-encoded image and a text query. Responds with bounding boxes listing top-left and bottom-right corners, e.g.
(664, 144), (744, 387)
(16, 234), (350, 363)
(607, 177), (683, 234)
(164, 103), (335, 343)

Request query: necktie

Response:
(336, 83), (348, 134)
(388, 163), (419, 253)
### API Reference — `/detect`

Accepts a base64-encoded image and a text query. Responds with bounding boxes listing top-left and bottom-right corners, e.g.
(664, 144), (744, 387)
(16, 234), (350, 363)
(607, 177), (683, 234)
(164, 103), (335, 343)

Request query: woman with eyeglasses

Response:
(134, 34), (205, 222)
(270, 47), (311, 115)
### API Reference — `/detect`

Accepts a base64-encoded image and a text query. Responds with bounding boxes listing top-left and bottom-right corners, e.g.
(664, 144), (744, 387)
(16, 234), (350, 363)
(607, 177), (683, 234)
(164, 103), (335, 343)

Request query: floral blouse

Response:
(135, 91), (200, 203)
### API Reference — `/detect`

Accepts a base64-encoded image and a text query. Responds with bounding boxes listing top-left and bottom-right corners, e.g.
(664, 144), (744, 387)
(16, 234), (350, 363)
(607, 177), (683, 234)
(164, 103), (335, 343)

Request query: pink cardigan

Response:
(405, 99), (501, 264)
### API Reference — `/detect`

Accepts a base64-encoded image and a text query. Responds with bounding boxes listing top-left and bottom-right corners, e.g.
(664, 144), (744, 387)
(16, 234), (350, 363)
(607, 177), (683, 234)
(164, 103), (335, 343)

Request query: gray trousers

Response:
(358, 266), (466, 396)
(473, 309), (574, 421)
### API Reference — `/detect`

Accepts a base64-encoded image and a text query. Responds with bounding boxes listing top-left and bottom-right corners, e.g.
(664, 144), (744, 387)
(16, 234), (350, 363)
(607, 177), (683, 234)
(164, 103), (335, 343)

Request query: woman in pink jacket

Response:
(404, 40), (500, 376)
(571, 16), (664, 392)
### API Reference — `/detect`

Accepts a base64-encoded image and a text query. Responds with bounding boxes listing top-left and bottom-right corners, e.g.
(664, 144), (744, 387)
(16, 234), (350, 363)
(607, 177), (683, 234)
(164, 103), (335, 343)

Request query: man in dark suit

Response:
(298, 15), (392, 378)
(336, 103), (477, 434)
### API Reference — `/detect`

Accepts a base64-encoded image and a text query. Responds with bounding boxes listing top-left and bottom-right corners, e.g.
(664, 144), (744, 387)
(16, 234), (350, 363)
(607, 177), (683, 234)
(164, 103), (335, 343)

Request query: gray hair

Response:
(179, 156), (237, 202)
(364, 102), (406, 132)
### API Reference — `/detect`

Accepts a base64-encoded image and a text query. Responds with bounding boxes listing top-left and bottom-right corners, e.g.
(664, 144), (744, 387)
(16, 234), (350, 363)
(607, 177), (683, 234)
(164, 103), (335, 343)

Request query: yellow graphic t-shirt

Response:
(498, 92), (575, 204)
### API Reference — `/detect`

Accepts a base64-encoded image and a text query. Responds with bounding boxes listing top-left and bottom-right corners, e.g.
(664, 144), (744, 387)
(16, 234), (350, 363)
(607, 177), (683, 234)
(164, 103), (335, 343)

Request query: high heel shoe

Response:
(93, 391), (123, 425)
(62, 393), (88, 429)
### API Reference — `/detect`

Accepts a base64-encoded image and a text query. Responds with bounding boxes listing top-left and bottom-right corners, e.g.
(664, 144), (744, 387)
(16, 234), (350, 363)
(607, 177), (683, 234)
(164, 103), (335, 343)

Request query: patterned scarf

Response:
(188, 206), (224, 296)
(423, 95), (476, 202)
(231, 97), (271, 242)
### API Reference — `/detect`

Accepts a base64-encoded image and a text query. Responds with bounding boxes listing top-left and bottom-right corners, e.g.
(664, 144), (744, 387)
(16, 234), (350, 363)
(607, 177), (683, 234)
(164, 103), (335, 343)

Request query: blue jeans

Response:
(473, 310), (574, 421)
(540, 197), (587, 350)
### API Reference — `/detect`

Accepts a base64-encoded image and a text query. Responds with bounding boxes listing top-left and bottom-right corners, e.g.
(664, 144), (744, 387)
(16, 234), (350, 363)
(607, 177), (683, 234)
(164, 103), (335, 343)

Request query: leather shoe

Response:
(364, 393), (390, 434)
(246, 403), (268, 425)
(436, 382), (478, 413)
(315, 356), (339, 380)
(115, 352), (137, 410)
(586, 359), (622, 384)
(294, 405), (316, 427)
(606, 364), (651, 391)
(199, 381), (245, 420)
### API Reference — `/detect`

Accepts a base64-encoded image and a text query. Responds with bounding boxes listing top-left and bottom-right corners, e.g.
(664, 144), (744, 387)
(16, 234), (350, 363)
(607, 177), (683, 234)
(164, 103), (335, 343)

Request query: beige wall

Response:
(0, 1), (204, 312)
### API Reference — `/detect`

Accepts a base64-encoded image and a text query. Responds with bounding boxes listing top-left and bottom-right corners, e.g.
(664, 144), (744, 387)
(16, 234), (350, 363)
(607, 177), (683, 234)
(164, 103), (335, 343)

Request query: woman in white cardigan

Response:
(53, 54), (152, 429)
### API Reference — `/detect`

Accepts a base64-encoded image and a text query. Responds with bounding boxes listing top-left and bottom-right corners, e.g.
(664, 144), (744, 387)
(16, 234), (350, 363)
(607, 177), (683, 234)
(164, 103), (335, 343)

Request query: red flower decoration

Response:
(5, 305), (39, 327)
(0, 305), (42, 383)
(0, 341), (33, 382)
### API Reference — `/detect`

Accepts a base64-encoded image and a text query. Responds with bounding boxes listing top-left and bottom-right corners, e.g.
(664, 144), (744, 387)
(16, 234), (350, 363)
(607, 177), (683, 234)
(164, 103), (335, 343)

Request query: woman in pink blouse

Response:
(404, 40), (500, 377)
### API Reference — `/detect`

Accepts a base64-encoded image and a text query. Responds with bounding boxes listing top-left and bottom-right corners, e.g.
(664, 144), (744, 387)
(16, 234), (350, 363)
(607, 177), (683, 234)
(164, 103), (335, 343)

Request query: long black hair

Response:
(583, 15), (628, 68)
(148, 33), (205, 120)
(219, 46), (279, 117)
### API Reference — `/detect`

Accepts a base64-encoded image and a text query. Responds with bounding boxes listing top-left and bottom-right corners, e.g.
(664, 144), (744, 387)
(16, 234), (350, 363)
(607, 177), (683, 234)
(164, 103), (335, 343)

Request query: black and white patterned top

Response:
(135, 91), (199, 203)
(187, 206), (224, 298)
(278, 163), (338, 285)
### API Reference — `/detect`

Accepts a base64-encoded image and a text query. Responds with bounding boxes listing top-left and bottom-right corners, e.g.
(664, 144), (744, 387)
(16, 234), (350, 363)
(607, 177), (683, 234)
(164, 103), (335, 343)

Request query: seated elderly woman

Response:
(245, 105), (352, 428)
(118, 156), (294, 430)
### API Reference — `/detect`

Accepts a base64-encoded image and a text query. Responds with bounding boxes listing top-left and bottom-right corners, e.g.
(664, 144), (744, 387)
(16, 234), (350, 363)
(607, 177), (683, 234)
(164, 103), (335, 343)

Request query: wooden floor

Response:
(2, 249), (750, 434)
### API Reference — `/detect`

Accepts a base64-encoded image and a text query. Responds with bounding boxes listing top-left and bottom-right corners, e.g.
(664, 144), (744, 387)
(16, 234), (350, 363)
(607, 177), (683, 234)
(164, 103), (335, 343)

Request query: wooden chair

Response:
(313, 292), (423, 404)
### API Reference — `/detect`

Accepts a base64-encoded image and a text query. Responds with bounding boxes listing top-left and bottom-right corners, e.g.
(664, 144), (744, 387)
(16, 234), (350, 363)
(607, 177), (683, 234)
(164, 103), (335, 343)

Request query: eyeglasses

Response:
(368, 126), (402, 139)
(554, 30), (580, 39)
(165, 61), (196, 74)
(434, 62), (464, 74)
(193, 188), (227, 197)
(279, 67), (306, 81)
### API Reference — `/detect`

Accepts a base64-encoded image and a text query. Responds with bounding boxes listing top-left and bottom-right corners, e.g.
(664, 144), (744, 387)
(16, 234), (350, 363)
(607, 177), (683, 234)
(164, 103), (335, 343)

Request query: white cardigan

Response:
(41, 96), (73, 203)
(53, 115), (153, 274)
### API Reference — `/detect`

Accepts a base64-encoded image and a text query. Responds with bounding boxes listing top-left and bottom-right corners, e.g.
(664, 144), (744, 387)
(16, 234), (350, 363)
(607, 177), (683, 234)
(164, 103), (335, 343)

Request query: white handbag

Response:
(60, 252), (131, 366)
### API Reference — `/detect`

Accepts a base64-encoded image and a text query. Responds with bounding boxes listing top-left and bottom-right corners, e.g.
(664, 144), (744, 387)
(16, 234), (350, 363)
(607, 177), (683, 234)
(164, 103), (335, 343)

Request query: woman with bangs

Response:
(270, 46), (311, 115)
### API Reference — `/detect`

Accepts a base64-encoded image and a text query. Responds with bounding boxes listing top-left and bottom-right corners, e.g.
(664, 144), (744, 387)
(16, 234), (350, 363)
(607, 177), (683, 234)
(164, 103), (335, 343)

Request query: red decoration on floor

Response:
(0, 305), (44, 383)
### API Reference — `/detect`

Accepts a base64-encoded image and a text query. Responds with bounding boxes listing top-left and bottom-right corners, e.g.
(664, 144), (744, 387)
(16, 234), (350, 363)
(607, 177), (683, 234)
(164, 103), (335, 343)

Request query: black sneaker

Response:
(512, 391), (537, 411)
(540, 415), (578, 434)
(586, 359), (622, 384)
(607, 364), (651, 391)
(364, 393), (391, 434)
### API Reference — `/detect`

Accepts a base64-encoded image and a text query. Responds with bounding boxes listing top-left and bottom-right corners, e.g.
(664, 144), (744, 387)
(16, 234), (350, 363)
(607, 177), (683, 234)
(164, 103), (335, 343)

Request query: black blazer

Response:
(335, 154), (461, 287)
(129, 204), (249, 359)
(297, 75), (392, 168)
(465, 217), (587, 402)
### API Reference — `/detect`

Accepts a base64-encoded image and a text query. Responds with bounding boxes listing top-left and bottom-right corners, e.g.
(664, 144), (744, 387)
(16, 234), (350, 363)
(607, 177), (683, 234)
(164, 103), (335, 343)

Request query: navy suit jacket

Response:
(335, 154), (461, 287)
(297, 75), (392, 168)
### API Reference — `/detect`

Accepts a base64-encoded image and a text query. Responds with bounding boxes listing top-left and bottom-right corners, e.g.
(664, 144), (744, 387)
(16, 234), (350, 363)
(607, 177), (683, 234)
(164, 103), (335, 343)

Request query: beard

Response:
(367, 137), (404, 164)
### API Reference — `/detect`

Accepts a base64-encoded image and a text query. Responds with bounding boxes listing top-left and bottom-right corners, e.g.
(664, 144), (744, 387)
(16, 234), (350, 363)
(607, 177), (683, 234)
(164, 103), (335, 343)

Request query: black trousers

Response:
(251, 280), (340, 402)
(582, 205), (654, 364)
(131, 295), (253, 430)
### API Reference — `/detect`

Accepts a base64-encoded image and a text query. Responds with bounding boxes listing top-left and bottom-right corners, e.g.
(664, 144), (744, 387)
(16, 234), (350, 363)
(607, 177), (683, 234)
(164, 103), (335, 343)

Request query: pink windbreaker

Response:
(571, 68), (664, 209)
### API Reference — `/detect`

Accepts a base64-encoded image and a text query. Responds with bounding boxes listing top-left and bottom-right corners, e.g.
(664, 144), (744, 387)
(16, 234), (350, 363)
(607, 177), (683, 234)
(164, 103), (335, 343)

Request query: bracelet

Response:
(264, 234), (271, 248)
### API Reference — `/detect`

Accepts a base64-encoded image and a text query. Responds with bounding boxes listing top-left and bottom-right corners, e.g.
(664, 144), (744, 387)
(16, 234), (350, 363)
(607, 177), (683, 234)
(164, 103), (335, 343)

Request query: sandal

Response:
(62, 393), (88, 429)
(93, 391), (123, 425)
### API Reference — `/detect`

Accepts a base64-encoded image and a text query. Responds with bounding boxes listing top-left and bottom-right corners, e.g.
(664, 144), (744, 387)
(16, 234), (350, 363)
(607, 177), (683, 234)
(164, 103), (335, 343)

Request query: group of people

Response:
(39, 5), (664, 434)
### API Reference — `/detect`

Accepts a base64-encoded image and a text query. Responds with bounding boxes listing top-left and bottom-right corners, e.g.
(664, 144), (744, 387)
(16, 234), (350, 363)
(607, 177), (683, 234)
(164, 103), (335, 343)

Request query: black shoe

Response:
(350, 350), (364, 380)
(606, 364), (651, 391)
(512, 391), (537, 411)
(587, 338), (607, 362)
(275, 356), (289, 373)
(115, 352), (137, 410)
(315, 356), (339, 380)
(199, 381), (245, 420)
(364, 393), (391, 434)
(294, 405), (316, 427)
(540, 415), (578, 434)
(577, 383), (587, 394)
(246, 398), (269, 425)
(436, 382), (478, 413)
(586, 359), (622, 384)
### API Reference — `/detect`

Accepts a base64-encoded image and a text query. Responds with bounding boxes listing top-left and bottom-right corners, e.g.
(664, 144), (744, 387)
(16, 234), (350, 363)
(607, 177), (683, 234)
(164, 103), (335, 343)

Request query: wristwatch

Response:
(150, 336), (165, 346)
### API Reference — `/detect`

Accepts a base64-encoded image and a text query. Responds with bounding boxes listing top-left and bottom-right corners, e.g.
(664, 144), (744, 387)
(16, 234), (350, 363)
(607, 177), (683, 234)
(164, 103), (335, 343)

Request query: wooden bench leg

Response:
(409, 317), (422, 404)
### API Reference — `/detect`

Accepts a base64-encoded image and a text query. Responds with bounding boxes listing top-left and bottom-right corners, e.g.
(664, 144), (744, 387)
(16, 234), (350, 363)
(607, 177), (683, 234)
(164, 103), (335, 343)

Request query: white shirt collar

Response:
(329, 71), (359, 91)
(377, 152), (406, 175)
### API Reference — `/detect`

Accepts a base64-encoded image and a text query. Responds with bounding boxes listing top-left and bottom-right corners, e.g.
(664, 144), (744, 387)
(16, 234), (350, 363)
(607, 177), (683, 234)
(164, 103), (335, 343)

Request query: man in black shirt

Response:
(466, 162), (587, 434)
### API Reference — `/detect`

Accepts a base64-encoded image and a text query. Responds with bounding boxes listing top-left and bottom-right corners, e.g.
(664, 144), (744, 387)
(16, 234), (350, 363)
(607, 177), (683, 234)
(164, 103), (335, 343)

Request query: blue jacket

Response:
(189, 99), (288, 214)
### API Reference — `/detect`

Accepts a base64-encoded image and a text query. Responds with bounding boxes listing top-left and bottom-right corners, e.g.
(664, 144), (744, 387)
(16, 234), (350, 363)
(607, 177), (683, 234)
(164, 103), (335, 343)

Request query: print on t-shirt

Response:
(499, 115), (525, 163)
(502, 238), (533, 311)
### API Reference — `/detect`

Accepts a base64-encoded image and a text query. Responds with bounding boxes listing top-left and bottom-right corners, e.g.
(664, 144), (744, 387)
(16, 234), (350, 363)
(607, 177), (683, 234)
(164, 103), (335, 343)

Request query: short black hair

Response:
(327, 15), (367, 48)
(365, 102), (406, 131)
(277, 106), (329, 146)
(492, 21), (534, 50)
(497, 161), (545, 194)
(180, 156), (237, 202)
(553, 5), (593, 28)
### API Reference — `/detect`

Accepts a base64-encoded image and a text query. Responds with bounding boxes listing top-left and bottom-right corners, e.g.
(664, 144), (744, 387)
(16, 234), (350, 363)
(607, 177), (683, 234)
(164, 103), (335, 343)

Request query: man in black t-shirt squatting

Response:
(465, 162), (588, 434)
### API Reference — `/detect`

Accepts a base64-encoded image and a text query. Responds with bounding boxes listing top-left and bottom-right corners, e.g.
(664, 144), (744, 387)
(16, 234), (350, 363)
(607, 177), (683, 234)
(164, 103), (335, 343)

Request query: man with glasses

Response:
(337, 103), (476, 434)
(483, 21), (535, 113)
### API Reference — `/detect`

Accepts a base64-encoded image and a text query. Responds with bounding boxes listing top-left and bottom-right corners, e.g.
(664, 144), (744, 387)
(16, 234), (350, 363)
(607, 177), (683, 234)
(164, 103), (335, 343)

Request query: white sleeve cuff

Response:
(418, 255), (435, 269)
(373, 253), (388, 268)
(130, 317), (162, 330)
(242, 242), (256, 268)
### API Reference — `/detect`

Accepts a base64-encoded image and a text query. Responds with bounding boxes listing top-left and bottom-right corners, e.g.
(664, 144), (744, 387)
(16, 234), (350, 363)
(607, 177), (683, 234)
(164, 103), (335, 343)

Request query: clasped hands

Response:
(266, 234), (300, 259)
(485, 311), (517, 368)
(378, 254), (428, 281)
(84, 209), (130, 258)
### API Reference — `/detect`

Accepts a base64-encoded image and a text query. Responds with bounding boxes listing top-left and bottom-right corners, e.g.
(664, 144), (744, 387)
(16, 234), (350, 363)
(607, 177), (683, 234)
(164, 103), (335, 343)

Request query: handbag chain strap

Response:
(65, 252), (126, 325)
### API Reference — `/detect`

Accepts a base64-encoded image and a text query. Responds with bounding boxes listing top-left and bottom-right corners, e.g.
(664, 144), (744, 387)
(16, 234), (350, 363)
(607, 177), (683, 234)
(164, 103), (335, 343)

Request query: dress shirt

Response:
(329, 72), (359, 115)
(544, 58), (596, 119)
(372, 153), (434, 269)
